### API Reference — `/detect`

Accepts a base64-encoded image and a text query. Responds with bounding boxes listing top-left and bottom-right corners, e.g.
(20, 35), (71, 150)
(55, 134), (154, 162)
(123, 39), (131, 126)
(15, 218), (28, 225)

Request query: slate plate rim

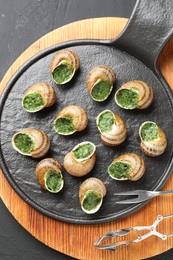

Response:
(0, 40), (173, 225)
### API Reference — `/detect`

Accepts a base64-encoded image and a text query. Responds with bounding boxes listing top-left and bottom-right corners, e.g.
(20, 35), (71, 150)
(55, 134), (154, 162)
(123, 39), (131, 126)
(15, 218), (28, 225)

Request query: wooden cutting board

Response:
(0, 17), (173, 260)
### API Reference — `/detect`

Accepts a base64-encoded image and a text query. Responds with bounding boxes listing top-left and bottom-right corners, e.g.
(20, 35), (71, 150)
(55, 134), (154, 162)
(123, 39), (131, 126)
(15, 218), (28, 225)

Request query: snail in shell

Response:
(64, 141), (96, 177)
(108, 153), (145, 181)
(139, 121), (167, 156)
(96, 109), (127, 146)
(87, 65), (116, 102)
(22, 82), (56, 113)
(79, 177), (106, 214)
(54, 105), (88, 135)
(36, 158), (64, 193)
(50, 49), (80, 84)
(115, 80), (153, 110)
(12, 128), (50, 158)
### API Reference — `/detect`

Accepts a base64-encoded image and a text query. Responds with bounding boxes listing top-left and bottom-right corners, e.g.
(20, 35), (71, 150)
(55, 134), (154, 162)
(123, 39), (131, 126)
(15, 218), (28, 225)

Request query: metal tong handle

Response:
(94, 214), (173, 252)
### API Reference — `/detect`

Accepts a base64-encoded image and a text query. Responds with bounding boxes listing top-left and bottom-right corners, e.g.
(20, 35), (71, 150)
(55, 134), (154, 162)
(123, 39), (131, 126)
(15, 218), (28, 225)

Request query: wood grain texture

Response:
(0, 17), (173, 260)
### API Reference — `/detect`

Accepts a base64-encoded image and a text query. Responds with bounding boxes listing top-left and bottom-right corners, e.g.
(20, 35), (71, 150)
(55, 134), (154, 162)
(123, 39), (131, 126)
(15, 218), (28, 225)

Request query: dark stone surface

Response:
(0, 0), (172, 259)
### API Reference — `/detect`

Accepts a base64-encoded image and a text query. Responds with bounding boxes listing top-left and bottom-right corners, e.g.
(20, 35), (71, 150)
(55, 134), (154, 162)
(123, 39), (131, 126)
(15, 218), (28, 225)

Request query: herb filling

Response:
(140, 122), (159, 141)
(54, 116), (75, 134)
(82, 191), (102, 211)
(52, 62), (74, 84)
(23, 92), (44, 112)
(108, 161), (131, 179)
(98, 111), (115, 133)
(116, 89), (138, 109)
(91, 80), (113, 101)
(45, 170), (63, 192)
(14, 133), (34, 154)
(73, 143), (94, 160)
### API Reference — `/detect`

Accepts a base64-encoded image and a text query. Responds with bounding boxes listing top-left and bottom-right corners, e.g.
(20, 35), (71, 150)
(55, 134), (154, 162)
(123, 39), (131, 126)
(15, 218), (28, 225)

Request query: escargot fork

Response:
(114, 190), (173, 204)
(94, 214), (173, 251)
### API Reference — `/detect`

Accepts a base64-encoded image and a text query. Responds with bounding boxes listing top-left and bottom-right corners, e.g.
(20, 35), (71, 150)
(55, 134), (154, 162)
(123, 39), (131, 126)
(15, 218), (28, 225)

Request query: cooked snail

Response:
(139, 121), (167, 156)
(12, 128), (50, 158)
(87, 65), (116, 101)
(36, 158), (64, 193)
(54, 105), (88, 135)
(108, 153), (145, 181)
(64, 141), (96, 177)
(115, 80), (153, 109)
(22, 82), (56, 112)
(79, 177), (106, 214)
(50, 49), (80, 84)
(96, 109), (127, 146)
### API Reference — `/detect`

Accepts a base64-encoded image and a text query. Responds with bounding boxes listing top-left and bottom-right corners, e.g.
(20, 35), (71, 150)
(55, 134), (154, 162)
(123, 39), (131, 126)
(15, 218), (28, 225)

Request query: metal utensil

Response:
(114, 190), (173, 204)
(94, 214), (173, 251)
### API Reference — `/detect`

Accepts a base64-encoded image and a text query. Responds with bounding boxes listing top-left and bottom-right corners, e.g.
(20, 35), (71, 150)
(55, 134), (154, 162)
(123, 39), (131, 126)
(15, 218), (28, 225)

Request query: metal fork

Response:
(114, 190), (173, 204)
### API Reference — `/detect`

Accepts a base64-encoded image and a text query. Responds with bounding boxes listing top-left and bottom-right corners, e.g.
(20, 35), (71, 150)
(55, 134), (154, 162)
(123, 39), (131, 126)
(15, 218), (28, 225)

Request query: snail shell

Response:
(64, 141), (96, 177)
(79, 177), (106, 214)
(108, 153), (145, 181)
(87, 65), (116, 101)
(50, 49), (80, 84)
(22, 82), (56, 112)
(12, 128), (50, 158)
(54, 105), (88, 135)
(139, 121), (167, 156)
(96, 110), (127, 146)
(36, 158), (64, 193)
(115, 80), (153, 110)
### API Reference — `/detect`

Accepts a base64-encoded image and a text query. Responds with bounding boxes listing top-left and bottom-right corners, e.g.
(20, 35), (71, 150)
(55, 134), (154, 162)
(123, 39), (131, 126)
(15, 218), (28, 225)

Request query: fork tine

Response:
(116, 197), (150, 204)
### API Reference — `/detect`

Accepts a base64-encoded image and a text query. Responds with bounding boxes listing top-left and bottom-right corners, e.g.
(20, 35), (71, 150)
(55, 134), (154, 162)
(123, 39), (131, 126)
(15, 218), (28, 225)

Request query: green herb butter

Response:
(82, 191), (102, 211)
(108, 161), (131, 179)
(140, 122), (159, 141)
(52, 62), (74, 84)
(23, 92), (45, 112)
(54, 116), (75, 135)
(45, 170), (63, 193)
(14, 133), (34, 154)
(91, 80), (113, 101)
(73, 143), (94, 160)
(97, 111), (115, 133)
(116, 89), (138, 109)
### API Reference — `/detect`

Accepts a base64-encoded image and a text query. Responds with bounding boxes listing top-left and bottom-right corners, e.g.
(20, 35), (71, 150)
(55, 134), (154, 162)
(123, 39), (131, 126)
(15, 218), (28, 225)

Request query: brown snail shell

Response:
(115, 80), (153, 109)
(108, 153), (145, 181)
(22, 82), (56, 112)
(54, 105), (88, 135)
(96, 110), (127, 146)
(50, 49), (80, 84)
(36, 158), (64, 193)
(139, 121), (167, 156)
(12, 128), (50, 158)
(79, 177), (106, 214)
(87, 65), (116, 101)
(64, 141), (96, 177)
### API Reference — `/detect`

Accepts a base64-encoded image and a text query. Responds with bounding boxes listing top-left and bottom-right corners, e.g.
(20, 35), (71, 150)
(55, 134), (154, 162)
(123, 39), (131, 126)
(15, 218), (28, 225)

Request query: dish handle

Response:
(111, 0), (173, 72)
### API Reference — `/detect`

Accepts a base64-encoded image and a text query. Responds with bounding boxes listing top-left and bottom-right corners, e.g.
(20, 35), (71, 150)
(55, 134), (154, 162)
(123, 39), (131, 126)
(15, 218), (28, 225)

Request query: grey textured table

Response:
(0, 0), (172, 259)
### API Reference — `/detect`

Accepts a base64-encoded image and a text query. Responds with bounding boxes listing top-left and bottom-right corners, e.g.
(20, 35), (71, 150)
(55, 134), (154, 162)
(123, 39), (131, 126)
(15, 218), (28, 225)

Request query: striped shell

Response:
(79, 177), (106, 214)
(36, 158), (63, 192)
(97, 110), (127, 146)
(108, 153), (145, 181)
(50, 49), (80, 84)
(115, 80), (153, 109)
(22, 82), (56, 112)
(54, 105), (88, 135)
(64, 142), (96, 177)
(87, 65), (116, 101)
(139, 122), (167, 156)
(12, 128), (50, 158)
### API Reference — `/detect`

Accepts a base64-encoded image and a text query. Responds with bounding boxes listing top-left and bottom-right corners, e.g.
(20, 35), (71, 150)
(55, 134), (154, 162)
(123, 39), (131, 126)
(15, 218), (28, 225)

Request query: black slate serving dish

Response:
(0, 0), (173, 224)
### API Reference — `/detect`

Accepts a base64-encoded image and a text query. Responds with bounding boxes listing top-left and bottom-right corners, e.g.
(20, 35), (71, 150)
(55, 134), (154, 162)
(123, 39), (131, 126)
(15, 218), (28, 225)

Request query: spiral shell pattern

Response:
(108, 153), (145, 181)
